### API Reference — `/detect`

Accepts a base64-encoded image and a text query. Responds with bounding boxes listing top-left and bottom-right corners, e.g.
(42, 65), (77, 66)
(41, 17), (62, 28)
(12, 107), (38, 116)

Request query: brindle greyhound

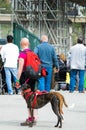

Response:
(21, 83), (68, 128)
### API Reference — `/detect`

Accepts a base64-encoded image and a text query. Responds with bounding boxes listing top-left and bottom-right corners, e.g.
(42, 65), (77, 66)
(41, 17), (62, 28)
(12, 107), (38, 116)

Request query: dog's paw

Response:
(54, 124), (62, 128)
(28, 122), (33, 127)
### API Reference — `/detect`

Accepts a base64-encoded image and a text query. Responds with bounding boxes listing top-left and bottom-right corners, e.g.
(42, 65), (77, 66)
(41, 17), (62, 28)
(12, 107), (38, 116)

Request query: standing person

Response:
(16, 37), (37, 126)
(69, 37), (86, 93)
(0, 35), (19, 95)
(34, 35), (59, 92)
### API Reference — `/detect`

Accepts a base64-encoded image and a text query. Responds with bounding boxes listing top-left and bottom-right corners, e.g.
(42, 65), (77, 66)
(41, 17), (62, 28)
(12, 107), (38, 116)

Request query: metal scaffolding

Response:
(12, 0), (85, 54)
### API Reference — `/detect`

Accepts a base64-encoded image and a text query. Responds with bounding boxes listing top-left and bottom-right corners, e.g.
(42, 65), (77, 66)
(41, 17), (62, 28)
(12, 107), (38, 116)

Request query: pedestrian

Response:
(16, 37), (37, 126)
(0, 35), (19, 95)
(69, 37), (86, 93)
(34, 35), (59, 92)
(58, 53), (67, 81)
(56, 53), (68, 90)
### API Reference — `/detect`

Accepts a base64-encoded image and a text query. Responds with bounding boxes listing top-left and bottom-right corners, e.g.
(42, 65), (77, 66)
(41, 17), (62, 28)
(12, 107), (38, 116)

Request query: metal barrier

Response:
(13, 22), (40, 50)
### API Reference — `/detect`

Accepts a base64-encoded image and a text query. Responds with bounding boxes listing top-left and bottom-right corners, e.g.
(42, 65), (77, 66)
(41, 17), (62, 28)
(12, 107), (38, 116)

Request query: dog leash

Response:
(25, 78), (30, 84)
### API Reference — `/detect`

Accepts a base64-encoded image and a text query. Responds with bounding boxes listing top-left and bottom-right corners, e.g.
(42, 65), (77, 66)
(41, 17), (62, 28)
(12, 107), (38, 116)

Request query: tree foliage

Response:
(0, 0), (11, 13)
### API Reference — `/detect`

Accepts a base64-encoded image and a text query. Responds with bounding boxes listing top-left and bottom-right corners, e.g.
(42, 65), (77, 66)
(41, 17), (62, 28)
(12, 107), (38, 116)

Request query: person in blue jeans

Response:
(70, 69), (85, 92)
(69, 37), (86, 93)
(1, 35), (19, 94)
(34, 35), (59, 92)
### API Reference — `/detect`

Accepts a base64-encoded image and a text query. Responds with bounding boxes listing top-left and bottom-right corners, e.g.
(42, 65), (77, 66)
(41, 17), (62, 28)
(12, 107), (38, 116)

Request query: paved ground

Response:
(0, 90), (86, 130)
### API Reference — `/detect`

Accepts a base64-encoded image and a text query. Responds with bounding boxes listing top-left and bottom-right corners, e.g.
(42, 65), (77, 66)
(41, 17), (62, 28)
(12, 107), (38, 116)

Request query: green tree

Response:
(0, 0), (11, 13)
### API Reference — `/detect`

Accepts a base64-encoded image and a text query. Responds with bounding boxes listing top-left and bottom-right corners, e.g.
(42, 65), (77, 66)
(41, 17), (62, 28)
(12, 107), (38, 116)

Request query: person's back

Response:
(34, 35), (59, 92)
(70, 43), (86, 70)
(69, 37), (86, 93)
(35, 42), (56, 67)
(0, 35), (19, 95)
(1, 43), (19, 68)
(34, 35), (58, 68)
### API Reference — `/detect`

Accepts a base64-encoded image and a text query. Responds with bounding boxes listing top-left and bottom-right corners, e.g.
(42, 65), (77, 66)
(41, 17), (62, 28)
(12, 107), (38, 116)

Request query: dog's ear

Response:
(26, 84), (31, 88)
(21, 83), (31, 90)
(21, 83), (27, 90)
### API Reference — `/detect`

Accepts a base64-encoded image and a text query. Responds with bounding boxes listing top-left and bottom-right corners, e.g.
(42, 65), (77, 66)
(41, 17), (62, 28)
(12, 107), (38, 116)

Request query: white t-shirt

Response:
(1, 43), (19, 68)
(70, 43), (86, 70)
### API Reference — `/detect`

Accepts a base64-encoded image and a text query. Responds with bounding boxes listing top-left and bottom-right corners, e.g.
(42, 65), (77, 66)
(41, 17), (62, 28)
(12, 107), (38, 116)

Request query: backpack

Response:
(24, 50), (47, 79)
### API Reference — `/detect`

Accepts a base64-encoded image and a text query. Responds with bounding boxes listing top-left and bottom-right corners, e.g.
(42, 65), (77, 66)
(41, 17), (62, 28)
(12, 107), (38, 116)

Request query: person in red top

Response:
(16, 37), (37, 126)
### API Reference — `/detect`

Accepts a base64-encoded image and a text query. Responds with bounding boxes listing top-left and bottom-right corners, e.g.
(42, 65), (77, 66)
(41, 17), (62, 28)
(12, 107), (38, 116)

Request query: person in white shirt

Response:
(1, 35), (19, 94)
(69, 37), (86, 93)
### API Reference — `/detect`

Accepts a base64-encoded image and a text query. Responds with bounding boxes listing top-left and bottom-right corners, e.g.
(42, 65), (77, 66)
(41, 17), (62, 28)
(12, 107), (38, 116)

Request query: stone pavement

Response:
(0, 90), (86, 130)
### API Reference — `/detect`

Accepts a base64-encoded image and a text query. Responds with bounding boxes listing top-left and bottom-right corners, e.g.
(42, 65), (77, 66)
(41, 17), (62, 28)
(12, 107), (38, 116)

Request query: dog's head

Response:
(21, 83), (31, 91)
(21, 83), (32, 98)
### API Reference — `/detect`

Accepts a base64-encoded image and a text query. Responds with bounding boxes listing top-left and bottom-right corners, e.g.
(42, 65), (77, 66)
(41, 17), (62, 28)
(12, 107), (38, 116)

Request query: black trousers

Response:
(20, 72), (37, 91)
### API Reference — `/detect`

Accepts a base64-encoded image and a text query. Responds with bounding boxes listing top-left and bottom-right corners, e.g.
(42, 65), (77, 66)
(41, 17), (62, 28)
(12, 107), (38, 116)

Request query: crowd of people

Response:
(0, 34), (86, 125)
(0, 35), (86, 93)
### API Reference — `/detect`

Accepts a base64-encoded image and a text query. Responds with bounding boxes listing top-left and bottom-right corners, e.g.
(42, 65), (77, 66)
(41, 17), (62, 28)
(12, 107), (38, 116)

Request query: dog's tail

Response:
(59, 96), (68, 114)
(50, 92), (68, 107)
(63, 96), (68, 108)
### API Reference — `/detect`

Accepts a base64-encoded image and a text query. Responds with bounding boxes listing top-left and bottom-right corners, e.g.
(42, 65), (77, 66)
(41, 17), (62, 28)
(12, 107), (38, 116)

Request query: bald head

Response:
(20, 38), (30, 49)
(41, 35), (48, 42)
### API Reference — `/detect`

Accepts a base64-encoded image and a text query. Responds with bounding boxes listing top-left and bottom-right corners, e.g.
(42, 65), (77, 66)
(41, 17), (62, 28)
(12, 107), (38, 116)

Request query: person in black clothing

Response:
(55, 53), (69, 90)
(55, 53), (67, 81)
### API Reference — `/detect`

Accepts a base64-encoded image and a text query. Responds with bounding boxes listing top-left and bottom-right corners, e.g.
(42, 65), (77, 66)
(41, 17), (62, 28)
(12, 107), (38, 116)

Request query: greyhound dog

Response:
(21, 83), (68, 128)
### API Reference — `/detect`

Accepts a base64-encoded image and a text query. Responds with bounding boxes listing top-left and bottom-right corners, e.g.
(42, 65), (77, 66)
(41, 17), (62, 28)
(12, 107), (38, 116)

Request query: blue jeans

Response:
(38, 67), (52, 92)
(69, 69), (85, 92)
(4, 67), (17, 94)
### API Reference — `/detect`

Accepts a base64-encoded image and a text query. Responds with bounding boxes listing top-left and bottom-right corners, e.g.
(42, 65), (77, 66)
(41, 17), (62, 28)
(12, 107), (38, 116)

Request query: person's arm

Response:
(0, 46), (5, 62)
(16, 58), (24, 88)
(85, 47), (86, 69)
(53, 48), (59, 70)
(67, 51), (71, 71)
(17, 58), (24, 80)
(34, 46), (38, 55)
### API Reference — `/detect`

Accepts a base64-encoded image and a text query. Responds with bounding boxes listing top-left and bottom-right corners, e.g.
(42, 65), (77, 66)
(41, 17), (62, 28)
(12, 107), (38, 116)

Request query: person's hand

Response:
(15, 80), (20, 89)
(55, 68), (59, 73)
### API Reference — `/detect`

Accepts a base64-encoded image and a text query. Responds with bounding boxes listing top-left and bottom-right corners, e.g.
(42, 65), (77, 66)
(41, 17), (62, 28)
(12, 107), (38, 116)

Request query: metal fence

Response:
(13, 23), (40, 50)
